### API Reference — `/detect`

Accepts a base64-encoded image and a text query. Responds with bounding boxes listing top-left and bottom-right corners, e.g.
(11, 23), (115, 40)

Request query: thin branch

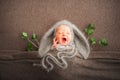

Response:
(27, 38), (39, 48)
(35, 39), (40, 46)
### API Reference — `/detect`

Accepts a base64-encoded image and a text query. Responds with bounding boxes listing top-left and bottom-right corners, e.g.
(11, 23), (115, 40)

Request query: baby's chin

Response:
(59, 41), (68, 45)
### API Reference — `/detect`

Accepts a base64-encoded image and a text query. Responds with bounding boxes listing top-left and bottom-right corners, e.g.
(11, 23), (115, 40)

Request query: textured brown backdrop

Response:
(0, 0), (120, 80)
(0, 0), (120, 51)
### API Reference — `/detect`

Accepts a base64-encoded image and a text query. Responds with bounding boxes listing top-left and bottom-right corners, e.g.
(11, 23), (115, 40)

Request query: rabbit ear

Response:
(38, 27), (54, 58)
(72, 24), (90, 59)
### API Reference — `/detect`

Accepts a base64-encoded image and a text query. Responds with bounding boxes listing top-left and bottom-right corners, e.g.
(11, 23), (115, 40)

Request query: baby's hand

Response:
(51, 37), (59, 49)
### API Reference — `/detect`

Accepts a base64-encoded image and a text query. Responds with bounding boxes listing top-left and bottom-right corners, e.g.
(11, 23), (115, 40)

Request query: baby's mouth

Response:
(61, 36), (68, 43)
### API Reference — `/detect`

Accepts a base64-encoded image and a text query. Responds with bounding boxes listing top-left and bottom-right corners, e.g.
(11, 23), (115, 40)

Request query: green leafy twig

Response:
(85, 23), (108, 47)
(22, 32), (39, 51)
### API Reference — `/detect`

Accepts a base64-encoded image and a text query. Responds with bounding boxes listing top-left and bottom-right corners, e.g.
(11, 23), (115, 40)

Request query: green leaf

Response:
(27, 47), (33, 51)
(28, 42), (33, 47)
(85, 28), (94, 35)
(89, 37), (96, 45)
(88, 23), (95, 30)
(22, 32), (28, 39)
(27, 42), (33, 51)
(32, 33), (37, 40)
(85, 23), (95, 35)
(99, 38), (108, 46)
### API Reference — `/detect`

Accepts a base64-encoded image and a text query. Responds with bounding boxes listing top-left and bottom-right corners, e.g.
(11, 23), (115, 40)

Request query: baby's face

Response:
(52, 25), (72, 48)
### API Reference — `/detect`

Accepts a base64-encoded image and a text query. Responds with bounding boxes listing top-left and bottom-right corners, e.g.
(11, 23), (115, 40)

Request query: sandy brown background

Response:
(0, 0), (120, 80)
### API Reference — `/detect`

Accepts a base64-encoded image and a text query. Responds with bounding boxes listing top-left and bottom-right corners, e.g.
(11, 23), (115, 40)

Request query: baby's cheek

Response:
(68, 35), (72, 40)
(56, 36), (61, 42)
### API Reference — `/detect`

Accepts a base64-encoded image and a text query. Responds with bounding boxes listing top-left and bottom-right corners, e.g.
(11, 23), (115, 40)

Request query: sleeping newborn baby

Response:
(38, 20), (90, 71)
